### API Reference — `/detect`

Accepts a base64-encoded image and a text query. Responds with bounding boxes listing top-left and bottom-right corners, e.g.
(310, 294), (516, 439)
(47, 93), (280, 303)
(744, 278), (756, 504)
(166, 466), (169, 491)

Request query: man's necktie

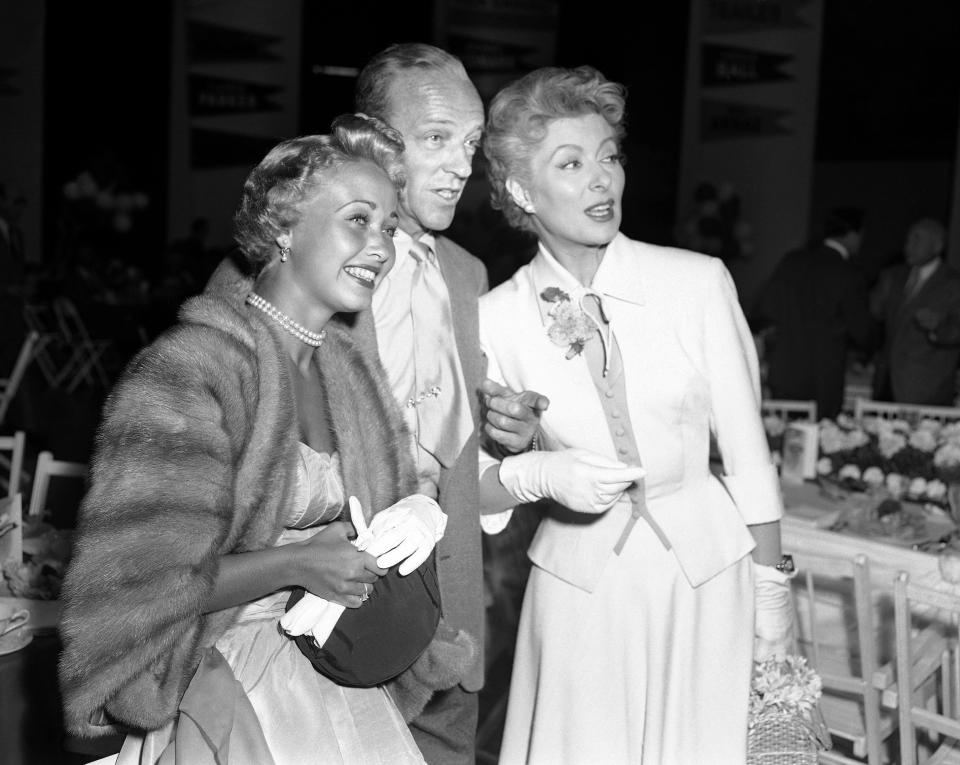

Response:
(408, 238), (473, 467)
(903, 267), (922, 302)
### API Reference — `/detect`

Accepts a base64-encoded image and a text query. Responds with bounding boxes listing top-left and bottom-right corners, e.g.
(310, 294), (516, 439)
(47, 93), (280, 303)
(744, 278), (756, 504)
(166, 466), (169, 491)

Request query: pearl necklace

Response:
(245, 292), (326, 348)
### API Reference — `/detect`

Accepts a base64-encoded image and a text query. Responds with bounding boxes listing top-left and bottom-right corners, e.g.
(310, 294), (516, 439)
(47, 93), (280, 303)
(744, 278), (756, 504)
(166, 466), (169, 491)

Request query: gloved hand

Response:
(280, 496), (374, 644)
(498, 448), (645, 514)
(754, 561), (796, 661)
(360, 494), (447, 576)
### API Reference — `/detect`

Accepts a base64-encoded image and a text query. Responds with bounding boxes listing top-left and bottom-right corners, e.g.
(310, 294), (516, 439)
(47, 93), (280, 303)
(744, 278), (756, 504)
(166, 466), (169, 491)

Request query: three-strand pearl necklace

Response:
(245, 292), (326, 348)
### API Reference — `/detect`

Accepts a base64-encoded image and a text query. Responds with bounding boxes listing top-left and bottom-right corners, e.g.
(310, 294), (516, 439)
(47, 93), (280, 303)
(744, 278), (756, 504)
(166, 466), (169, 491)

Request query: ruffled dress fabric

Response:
(116, 445), (425, 765)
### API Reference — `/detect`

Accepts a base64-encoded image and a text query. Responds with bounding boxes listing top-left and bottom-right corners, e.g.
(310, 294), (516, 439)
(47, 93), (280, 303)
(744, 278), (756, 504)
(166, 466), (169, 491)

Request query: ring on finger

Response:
(361, 582), (370, 602)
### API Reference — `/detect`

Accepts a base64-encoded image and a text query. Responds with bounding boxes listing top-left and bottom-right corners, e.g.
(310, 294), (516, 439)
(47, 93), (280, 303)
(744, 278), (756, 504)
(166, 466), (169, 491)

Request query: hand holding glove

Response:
(358, 494), (447, 576)
(280, 496), (376, 644)
(498, 447), (646, 514)
(754, 561), (796, 661)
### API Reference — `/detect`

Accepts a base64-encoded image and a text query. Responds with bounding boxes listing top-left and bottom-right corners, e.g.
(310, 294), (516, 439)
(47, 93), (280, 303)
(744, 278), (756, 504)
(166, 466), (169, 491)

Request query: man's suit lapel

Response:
(436, 239), (482, 422)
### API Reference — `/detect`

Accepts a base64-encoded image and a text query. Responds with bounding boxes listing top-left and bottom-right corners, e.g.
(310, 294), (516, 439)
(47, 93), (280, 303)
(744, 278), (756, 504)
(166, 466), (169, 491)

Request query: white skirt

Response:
(499, 517), (754, 765)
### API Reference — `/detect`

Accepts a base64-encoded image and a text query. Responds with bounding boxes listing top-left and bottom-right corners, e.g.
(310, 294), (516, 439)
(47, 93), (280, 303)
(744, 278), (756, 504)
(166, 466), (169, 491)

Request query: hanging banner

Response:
(189, 74), (283, 116)
(676, 0), (824, 311)
(703, 0), (812, 35)
(440, 0), (559, 101)
(701, 43), (793, 87)
(167, 0), (302, 248)
(701, 100), (792, 140)
(0, 2), (45, 265)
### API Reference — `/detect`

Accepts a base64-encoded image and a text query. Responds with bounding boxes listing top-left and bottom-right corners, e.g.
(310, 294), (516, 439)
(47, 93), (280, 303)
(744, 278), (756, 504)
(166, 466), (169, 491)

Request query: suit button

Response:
(605, 390), (615, 398)
(615, 428), (625, 437)
(611, 410), (620, 418)
(618, 447), (629, 456)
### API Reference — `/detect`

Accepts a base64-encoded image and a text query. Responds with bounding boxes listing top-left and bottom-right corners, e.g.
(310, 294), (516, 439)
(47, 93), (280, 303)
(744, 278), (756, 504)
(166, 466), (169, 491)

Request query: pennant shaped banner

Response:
(191, 128), (281, 169)
(700, 99), (793, 141)
(189, 73), (282, 116)
(0, 67), (20, 96)
(701, 43), (793, 87)
(703, 0), (812, 34)
(447, 34), (540, 73)
(187, 20), (281, 64)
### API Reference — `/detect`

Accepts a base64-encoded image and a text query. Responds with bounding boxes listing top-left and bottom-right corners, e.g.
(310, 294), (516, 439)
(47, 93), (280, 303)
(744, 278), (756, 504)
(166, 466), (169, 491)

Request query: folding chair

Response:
(761, 399), (818, 422)
(790, 551), (892, 764)
(892, 572), (960, 764)
(22, 300), (67, 387)
(0, 330), (41, 427)
(52, 297), (113, 392)
(0, 430), (26, 498)
(27, 450), (87, 519)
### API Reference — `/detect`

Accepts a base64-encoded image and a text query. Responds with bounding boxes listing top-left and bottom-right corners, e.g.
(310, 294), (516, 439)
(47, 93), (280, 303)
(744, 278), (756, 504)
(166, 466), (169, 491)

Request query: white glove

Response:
(359, 494), (447, 576)
(498, 448), (646, 514)
(279, 496), (372, 644)
(754, 561), (796, 661)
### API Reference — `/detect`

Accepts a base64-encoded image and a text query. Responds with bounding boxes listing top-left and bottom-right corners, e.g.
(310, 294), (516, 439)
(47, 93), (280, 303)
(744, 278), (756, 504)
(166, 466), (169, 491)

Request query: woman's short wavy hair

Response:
(483, 65), (627, 234)
(233, 113), (405, 271)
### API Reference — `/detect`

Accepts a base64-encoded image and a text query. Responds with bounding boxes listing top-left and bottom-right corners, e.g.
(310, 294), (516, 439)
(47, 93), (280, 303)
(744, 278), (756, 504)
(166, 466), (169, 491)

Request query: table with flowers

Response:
(765, 412), (960, 686)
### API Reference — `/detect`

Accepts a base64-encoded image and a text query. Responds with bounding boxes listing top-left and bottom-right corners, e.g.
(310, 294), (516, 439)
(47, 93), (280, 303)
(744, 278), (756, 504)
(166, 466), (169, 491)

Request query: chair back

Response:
(789, 551), (887, 765)
(52, 297), (112, 391)
(854, 398), (960, 424)
(27, 450), (88, 519)
(0, 430), (26, 497)
(761, 399), (818, 422)
(893, 572), (960, 765)
(0, 331), (40, 426)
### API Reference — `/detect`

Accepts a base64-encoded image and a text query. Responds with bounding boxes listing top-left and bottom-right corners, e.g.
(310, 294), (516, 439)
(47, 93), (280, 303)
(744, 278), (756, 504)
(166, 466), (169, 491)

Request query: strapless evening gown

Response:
(116, 445), (425, 764)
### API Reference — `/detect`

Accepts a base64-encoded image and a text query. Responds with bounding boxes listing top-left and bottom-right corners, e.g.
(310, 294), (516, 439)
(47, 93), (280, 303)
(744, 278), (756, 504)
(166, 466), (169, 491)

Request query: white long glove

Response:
(498, 447), (646, 514)
(754, 561), (796, 661)
(361, 494), (447, 576)
(280, 496), (369, 644)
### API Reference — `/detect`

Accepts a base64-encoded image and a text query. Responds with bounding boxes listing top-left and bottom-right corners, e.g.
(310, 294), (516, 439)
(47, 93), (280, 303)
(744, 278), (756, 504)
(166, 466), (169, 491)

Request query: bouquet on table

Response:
(762, 413), (960, 507)
(747, 654), (831, 765)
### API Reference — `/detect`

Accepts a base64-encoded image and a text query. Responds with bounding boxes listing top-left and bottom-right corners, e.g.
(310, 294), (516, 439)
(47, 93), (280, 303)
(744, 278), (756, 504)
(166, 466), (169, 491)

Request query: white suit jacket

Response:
(479, 234), (783, 590)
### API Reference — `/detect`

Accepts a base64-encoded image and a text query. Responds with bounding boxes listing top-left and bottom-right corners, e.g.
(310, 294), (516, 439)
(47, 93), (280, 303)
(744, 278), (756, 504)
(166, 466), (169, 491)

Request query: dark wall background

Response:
(38, 1), (960, 287)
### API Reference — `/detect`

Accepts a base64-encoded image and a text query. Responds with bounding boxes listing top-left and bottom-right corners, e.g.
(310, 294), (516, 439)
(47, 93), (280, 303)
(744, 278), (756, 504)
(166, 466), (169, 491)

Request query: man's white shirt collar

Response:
(823, 238), (850, 260)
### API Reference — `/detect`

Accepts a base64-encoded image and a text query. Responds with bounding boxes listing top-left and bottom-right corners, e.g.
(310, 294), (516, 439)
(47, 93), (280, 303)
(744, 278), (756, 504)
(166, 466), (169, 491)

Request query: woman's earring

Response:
(279, 246), (290, 263)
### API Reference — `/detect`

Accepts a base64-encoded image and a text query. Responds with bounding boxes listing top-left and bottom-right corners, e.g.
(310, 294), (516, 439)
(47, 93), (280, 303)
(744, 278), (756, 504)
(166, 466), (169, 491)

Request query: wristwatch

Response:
(773, 554), (795, 575)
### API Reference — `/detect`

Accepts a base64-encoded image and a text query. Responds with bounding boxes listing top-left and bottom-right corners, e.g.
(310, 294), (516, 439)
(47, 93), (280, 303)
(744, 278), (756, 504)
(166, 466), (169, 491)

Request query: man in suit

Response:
(753, 206), (878, 419)
(352, 43), (542, 764)
(870, 217), (960, 405)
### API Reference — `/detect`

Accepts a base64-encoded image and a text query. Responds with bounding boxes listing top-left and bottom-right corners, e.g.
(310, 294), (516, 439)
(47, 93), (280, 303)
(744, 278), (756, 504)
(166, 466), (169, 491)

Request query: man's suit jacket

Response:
(480, 235), (781, 591)
(873, 261), (960, 405)
(754, 242), (876, 419)
(344, 234), (488, 692)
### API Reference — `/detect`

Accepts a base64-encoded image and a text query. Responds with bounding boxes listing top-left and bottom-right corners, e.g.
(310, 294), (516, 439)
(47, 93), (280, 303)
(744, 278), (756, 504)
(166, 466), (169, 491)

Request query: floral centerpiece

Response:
(763, 413), (960, 507)
(747, 655), (830, 765)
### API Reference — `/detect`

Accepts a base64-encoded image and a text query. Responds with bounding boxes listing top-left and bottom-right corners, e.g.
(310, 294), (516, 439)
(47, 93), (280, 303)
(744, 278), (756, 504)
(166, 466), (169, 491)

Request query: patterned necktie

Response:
(408, 238), (473, 467)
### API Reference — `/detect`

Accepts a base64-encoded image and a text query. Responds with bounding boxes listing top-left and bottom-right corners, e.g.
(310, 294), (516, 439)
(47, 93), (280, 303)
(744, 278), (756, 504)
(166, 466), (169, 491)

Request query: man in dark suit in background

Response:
(870, 217), (960, 405)
(753, 206), (878, 419)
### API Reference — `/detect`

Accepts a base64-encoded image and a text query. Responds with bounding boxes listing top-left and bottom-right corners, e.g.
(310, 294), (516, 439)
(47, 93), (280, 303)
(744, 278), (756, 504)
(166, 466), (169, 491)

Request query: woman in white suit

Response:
(479, 66), (794, 764)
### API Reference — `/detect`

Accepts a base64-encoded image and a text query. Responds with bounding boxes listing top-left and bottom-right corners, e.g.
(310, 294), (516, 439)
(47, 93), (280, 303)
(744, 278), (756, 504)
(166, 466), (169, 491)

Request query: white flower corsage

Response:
(540, 287), (598, 359)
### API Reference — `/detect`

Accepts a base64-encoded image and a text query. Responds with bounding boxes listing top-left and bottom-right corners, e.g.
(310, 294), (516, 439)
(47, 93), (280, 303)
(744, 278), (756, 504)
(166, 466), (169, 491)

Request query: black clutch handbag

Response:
(286, 550), (442, 688)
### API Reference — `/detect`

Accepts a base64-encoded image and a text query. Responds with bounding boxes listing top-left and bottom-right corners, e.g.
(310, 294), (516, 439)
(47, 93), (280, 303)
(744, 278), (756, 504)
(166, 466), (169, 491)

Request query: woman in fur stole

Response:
(58, 114), (474, 764)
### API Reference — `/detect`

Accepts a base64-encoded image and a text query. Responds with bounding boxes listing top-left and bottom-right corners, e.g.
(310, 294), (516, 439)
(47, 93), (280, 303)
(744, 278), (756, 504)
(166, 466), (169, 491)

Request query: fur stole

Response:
(59, 279), (475, 738)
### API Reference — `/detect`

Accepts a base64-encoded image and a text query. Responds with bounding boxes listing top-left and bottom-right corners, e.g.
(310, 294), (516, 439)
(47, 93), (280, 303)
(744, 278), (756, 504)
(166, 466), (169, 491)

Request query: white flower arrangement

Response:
(862, 466), (885, 487)
(838, 464), (862, 481)
(749, 654), (823, 725)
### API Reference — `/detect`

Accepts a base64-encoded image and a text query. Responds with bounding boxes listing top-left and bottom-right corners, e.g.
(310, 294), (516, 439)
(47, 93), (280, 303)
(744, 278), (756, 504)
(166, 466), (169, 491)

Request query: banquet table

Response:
(780, 479), (960, 704)
(780, 479), (955, 594)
